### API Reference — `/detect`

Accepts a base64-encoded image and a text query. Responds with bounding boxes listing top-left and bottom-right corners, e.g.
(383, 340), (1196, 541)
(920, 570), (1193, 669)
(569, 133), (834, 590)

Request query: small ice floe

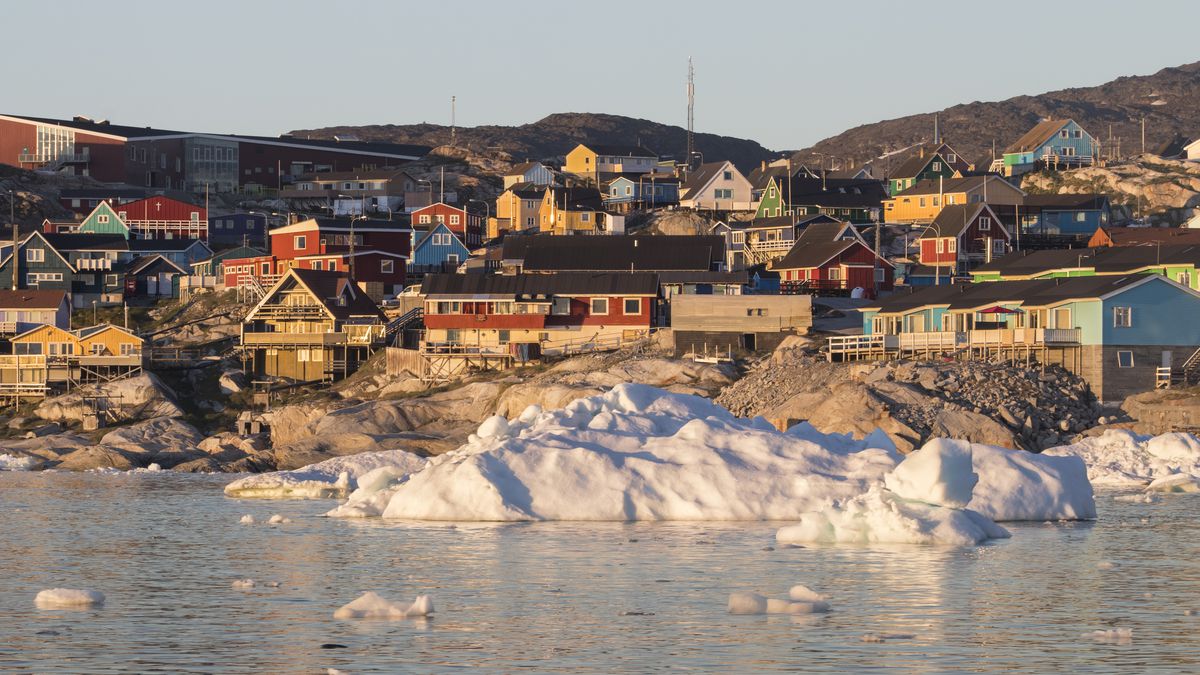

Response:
(232, 579), (257, 589)
(333, 592), (434, 619)
(1185, 609), (1197, 616)
(225, 449), (427, 500)
(861, 633), (916, 643)
(728, 585), (831, 615)
(1114, 493), (1158, 504)
(1083, 627), (1133, 644)
(620, 611), (655, 616)
(0, 453), (39, 471)
(327, 669), (350, 675)
(35, 588), (105, 608)
(1096, 561), (1118, 570)
(1145, 474), (1200, 493)
(268, 514), (291, 524)
(239, 514), (256, 525)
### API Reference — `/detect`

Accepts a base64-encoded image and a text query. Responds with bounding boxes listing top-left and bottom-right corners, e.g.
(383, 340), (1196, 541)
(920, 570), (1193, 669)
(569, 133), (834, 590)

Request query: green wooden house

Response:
(754, 176), (886, 224)
(970, 245), (1200, 291)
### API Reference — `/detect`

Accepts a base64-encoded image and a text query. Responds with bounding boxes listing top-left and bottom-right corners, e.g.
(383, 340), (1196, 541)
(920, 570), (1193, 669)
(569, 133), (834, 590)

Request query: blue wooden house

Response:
(854, 274), (1200, 401)
(409, 223), (470, 275)
(209, 213), (267, 248)
(1001, 119), (1098, 177)
(603, 175), (680, 211)
(1020, 194), (1112, 236)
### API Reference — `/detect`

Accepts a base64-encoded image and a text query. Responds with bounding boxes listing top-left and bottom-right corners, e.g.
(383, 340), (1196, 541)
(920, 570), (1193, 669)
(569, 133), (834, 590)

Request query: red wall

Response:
(0, 120), (127, 182)
(410, 203), (483, 245)
(125, 138), (187, 188)
(238, 141), (414, 187)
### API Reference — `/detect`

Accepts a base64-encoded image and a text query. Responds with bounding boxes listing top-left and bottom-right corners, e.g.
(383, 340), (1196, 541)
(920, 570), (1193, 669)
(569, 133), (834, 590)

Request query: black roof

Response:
(128, 239), (208, 252)
(508, 235), (723, 272)
(921, 203), (990, 239)
(680, 162), (727, 194)
(42, 233), (128, 251)
(3, 114), (185, 138)
(782, 177), (887, 208)
(773, 239), (858, 270)
(870, 275), (1165, 313)
(287, 268), (385, 320)
(1022, 194), (1109, 210)
(421, 272), (660, 298)
(545, 186), (603, 211)
(975, 244), (1200, 276)
(59, 188), (149, 200)
(580, 144), (658, 158)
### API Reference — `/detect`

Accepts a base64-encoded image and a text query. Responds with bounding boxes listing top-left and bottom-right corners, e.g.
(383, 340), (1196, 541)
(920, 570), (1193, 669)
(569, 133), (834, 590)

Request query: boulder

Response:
(55, 446), (139, 471)
(218, 370), (247, 395)
(34, 373), (183, 423)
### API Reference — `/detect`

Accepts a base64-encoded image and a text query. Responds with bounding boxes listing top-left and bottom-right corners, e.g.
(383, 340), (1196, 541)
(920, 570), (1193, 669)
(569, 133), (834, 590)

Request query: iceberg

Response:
(1, 453), (39, 471)
(224, 449), (427, 499)
(1044, 430), (1200, 486)
(333, 592), (433, 619)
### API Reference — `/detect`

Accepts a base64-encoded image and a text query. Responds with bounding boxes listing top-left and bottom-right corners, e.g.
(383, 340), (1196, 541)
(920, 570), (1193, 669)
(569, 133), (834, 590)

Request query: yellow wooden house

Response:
(882, 175), (1025, 224)
(538, 186), (604, 235)
(10, 323), (144, 388)
(563, 143), (658, 184)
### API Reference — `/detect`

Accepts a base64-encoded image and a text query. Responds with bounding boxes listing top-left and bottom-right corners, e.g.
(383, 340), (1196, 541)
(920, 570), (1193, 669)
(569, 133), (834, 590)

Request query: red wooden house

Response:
(410, 202), (484, 247)
(115, 196), (208, 240)
(772, 239), (894, 298)
(917, 203), (1011, 273)
(420, 272), (659, 350)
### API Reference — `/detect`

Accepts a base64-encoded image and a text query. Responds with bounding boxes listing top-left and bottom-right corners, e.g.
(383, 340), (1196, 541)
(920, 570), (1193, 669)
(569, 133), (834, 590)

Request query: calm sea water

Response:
(0, 472), (1196, 674)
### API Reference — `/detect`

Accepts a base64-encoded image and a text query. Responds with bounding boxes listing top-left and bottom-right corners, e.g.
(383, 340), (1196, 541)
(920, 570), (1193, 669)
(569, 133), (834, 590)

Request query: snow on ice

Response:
(333, 592), (433, 619)
(1045, 430), (1200, 487)
(35, 588), (105, 608)
(0, 453), (38, 471)
(224, 449), (427, 499)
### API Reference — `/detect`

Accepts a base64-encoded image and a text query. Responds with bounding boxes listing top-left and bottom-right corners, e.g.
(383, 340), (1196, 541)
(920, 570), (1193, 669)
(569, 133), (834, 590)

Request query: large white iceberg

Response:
(224, 449), (427, 499)
(1044, 430), (1200, 487)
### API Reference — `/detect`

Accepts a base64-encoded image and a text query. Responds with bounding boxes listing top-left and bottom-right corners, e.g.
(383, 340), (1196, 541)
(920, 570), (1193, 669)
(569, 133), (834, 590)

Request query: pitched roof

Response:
(284, 268), (385, 321)
(773, 239), (858, 270)
(891, 175), (1022, 198)
(545, 186), (604, 211)
(512, 235), (723, 272)
(506, 161), (546, 175)
(870, 275), (1183, 314)
(420, 272), (660, 298)
(680, 161), (729, 195)
(127, 254), (187, 276)
(42, 233), (128, 252)
(1023, 193), (1108, 210)
(128, 239), (209, 252)
(974, 244), (1200, 276)
(1005, 119), (1072, 154)
(780, 177), (888, 208)
(921, 203), (989, 239)
(1095, 227), (1200, 247)
(0, 289), (67, 310)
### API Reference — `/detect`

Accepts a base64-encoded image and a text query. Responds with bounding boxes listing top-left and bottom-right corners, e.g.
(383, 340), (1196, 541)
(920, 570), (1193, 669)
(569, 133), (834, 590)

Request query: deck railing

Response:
(829, 328), (1081, 357)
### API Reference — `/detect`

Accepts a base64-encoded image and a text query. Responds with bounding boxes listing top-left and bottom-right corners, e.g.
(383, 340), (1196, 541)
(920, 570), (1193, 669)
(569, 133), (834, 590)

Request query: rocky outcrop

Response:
(1120, 387), (1200, 435)
(1022, 156), (1200, 225)
(717, 342), (1100, 452)
(33, 373), (183, 423)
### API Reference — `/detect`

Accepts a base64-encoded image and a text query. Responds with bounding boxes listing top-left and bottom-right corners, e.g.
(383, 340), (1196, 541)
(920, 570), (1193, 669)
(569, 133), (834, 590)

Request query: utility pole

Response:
(450, 96), (457, 147)
(10, 190), (17, 290)
(1141, 116), (1146, 156)
(686, 57), (695, 168)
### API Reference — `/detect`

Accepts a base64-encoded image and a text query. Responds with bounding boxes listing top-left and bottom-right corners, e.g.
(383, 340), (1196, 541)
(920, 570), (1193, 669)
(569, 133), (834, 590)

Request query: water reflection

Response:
(0, 474), (1197, 673)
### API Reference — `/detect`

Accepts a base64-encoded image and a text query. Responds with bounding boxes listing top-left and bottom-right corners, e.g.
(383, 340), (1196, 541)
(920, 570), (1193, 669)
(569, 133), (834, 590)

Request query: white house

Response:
(679, 161), (754, 211)
(502, 162), (556, 189)
(1185, 138), (1200, 162)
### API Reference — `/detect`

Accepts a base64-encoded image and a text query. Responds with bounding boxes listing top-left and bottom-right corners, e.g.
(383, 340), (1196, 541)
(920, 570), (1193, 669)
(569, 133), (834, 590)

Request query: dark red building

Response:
(410, 202), (484, 247)
(773, 239), (894, 297)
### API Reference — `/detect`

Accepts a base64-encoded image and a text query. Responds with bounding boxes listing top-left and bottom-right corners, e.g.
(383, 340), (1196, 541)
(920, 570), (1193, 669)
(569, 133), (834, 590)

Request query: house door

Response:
(742, 333), (756, 350)
(1162, 351), (1173, 369)
(147, 277), (158, 295)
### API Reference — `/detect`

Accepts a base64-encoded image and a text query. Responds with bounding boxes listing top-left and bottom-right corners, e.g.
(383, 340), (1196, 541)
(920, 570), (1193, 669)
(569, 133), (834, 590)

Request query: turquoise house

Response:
(76, 202), (131, 238)
(409, 223), (470, 275)
(857, 275), (1200, 400)
(1002, 119), (1098, 177)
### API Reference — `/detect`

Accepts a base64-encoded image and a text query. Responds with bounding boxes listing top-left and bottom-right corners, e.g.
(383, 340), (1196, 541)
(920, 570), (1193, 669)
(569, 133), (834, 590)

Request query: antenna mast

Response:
(450, 95), (457, 147)
(686, 57), (695, 167)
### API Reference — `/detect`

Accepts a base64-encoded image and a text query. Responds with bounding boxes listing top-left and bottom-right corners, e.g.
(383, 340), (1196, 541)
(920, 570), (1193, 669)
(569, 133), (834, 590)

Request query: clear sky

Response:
(7, 0), (1198, 150)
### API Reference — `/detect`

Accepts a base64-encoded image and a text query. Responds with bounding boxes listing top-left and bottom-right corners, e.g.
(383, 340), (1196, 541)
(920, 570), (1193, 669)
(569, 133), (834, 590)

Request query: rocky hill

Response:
(792, 62), (1200, 174)
(290, 112), (778, 173)
(1022, 155), (1200, 225)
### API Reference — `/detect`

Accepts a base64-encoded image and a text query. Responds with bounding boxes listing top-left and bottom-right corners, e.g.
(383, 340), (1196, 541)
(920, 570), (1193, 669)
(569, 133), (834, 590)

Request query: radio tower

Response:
(686, 57), (695, 168)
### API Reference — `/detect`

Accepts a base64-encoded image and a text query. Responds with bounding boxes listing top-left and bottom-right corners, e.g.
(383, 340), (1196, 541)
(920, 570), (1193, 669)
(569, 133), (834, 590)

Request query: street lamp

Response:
(467, 198), (490, 245)
(415, 179), (434, 208)
(92, 300), (97, 326)
(247, 210), (284, 252)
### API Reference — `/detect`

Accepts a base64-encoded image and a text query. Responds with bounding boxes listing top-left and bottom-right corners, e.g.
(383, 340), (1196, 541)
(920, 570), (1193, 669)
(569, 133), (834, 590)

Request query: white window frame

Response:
(1113, 306), (1132, 328)
(450, 214), (461, 225)
(1117, 350), (1134, 368)
(381, 259), (395, 274)
(26, 248), (44, 263)
(623, 298), (640, 315)
(294, 235), (306, 250)
(590, 298), (609, 315)
(97, 214), (110, 224)
(979, 217), (991, 231)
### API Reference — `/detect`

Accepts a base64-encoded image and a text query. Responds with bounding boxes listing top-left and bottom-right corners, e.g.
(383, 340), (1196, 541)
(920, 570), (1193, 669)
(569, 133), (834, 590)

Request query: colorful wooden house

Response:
(0, 290), (70, 335)
(1001, 119), (1099, 177)
(502, 162), (556, 189)
(563, 144), (658, 183)
(604, 174), (681, 211)
(915, 203), (1011, 276)
(410, 202), (484, 246)
(492, 183), (547, 238)
(882, 175), (1025, 224)
(854, 275), (1200, 401)
(240, 268), (388, 382)
(409, 223), (470, 276)
(771, 238), (893, 298)
(887, 143), (973, 195)
(539, 187), (604, 235)
(678, 161), (753, 211)
(754, 176), (886, 223)
(10, 322), (143, 388)
(1020, 194), (1112, 236)
(970, 244), (1200, 291)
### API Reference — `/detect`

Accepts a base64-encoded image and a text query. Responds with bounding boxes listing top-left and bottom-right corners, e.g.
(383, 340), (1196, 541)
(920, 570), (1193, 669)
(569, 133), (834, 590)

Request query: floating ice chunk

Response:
(333, 592), (434, 619)
(777, 488), (1010, 546)
(885, 439), (978, 508)
(788, 585), (826, 603)
(232, 579), (256, 589)
(1146, 474), (1200, 493)
(225, 449), (427, 500)
(1045, 430), (1200, 486)
(861, 633), (915, 642)
(35, 588), (105, 608)
(964, 443), (1095, 521)
(1114, 493), (1158, 504)
(268, 514), (291, 524)
(1083, 628), (1132, 644)
(728, 592), (768, 615)
(1096, 561), (1118, 570)
(0, 453), (38, 471)
(239, 514), (256, 525)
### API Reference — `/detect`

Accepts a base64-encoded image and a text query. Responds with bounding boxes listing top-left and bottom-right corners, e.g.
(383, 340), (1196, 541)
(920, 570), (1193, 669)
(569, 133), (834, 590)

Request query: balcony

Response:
(242, 332), (349, 347)
(18, 149), (90, 166)
(828, 328), (1081, 360)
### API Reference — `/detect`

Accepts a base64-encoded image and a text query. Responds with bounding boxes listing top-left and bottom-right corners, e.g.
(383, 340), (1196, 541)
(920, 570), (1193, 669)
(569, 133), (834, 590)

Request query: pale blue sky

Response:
(7, 0), (1197, 150)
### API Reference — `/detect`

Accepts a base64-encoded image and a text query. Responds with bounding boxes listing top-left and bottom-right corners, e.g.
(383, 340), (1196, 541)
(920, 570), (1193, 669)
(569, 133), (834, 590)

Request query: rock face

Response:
(716, 343), (1100, 452)
(1022, 156), (1200, 225)
(1121, 387), (1200, 435)
(34, 373), (183, 423)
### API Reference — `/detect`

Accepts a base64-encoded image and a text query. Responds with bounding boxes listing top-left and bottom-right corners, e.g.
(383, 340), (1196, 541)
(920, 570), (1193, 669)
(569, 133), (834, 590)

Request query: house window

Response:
(106, 274), (118, 286)
(731, 232), (744, 244)
(874, 268), (886, 282)
(381, 259), (395, 274)
(98, 214), (110, 224)
(624, 298), (641, 314)
(591, 298), (609, 315)
(120, 343), (137, 356)
(328, 261), (336, 271)
(498, 330), (510, 343)
(312, 261), (323, 270)
(294, 235), (306, 250)
(446, 254), (459, 264)
(581, 213), (590, 222)
(1113, 306), (1132, 328)
(551, 297), (571, 315)
(1060, 130), (1069, 138)
(932, 162), (942, 172)
(26, 248), (44, 263)
(261, 263), (270, 275)
(419, 214), (431, 224)
(979, 217), (991, 230)
(919, 198), (926, 207)
(936, 239), (945, 254)
(948, 153), (957, 163)
(450, 214), (460, 225)
(827, 268), (842, 281)
(769, 187), (777, 198)
(993, 240), (1006, 254)
(948, 239), (957, 253)
(1117, 350), (1134, 368)
(723, 171), (732, 180)
(932, 197), (940, 206)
